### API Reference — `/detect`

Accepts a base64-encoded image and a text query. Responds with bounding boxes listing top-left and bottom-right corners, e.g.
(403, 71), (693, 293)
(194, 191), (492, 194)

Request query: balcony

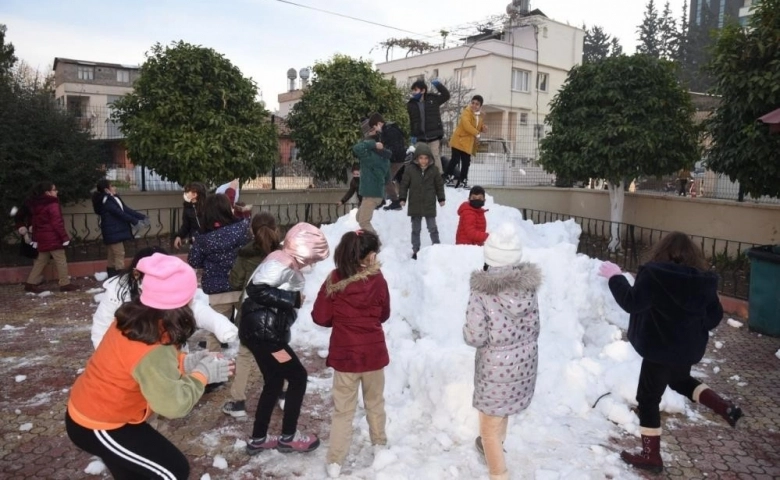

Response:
(66, 105), (124, 140)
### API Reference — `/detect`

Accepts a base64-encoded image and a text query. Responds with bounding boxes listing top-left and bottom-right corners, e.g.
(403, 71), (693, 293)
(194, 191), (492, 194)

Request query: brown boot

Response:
(60, 283), (80, 292)
(620, 432), (663, 473)
(23, 283), (44, 293)
(696, 385), (743, 427)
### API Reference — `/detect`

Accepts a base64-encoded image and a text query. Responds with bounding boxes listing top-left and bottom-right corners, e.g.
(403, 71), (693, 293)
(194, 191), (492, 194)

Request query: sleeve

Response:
(607, 270), (652, 315)
(104, 198), (142, 225)
(50, 203), (70, 243)
(463, 292), (489, 347)
(188, 237), (206, 268)
(352, 140), (376, 158)
(704, 293), (724, 331)
(311, 279), (333, 328)
(126, 206), (147, 221)
(190, 289), (238, 342)
(177, 205), (194, 239)
(132, 346), (206, 419)
(460, 209), (487, 245)
(458, 110), (480, 137)
(407, 102), (420, 136)
(433, 82), (450, 104)
(341, 178), (358, 204)
(246, 282), (301, 310)
(399, 168), (411, 201)
(434, 169), (446, 202)
(91, 279), (123, 349)
(228, 257), (247, 291)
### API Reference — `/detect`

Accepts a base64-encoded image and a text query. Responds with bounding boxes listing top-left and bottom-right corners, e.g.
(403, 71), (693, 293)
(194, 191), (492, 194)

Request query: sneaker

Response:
(277, 431), (320, 453)
(23, 283), (44, 294)
(246, 435), (279, 455)
(326, 463), (341, 478)
(222, 400), (247, 418)
(458, 180), (469, 189)
(60, 283), (80, 292)
(278, 390), (286, 411)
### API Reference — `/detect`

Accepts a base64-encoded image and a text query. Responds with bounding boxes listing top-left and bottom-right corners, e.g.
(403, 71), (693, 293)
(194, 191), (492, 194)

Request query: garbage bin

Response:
(746, 245), (780, 336)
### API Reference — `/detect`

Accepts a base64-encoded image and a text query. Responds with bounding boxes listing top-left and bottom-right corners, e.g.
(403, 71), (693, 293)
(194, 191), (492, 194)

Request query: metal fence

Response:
(520, 208), (755, 300)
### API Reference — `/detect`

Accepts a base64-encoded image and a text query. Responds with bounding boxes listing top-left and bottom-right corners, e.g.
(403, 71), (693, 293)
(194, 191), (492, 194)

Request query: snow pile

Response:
(212, 455), (228, 469)
(84, 459), (106, 475)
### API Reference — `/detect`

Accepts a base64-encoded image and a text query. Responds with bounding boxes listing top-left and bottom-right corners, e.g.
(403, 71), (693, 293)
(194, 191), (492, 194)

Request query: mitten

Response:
(406, 145), (416, 155)
(193, 355), (231, 384)
(598, 261), (622, 279)
(182, 351), (210, 374)
(432, 78), (442, 87)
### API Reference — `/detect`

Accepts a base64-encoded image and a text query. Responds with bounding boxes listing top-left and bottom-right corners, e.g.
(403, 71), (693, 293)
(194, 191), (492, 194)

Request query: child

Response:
(444, 95), (487, 188)
(240, 222), (330, 455)
(66, 253), (233, 480)
(399, 143), (445, 259)
(456, 185), (489, 246)
(599, 232), (742, 473)
(173, 182), (207, 250)
(222, 212), (282, 418)
(312, 230), (390, 478)
(92, 179), (148, 278)
(463, 224), (541, 480)
(338, 164), (362, 207)
(91, 247), (238, 350)
(352, 128), (391, 234)
(18, 181), (79, 292)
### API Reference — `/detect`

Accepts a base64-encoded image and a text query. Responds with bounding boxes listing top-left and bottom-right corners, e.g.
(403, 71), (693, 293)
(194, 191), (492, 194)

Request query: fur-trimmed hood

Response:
(470, 262), (541, 295)
(326, 262), (382, 296)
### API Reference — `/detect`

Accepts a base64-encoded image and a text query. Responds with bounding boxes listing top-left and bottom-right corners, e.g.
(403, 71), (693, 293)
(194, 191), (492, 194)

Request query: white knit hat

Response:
(483, 223), (524, 267)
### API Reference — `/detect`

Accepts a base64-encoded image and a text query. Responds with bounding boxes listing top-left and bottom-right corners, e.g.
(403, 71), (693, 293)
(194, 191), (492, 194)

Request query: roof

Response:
(53, 57), (140, 71)
(758, 107), (780, 125)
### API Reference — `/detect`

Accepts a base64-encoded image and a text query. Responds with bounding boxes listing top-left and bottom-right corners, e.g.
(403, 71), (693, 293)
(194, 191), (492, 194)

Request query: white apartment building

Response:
(376, 11), (584, 162)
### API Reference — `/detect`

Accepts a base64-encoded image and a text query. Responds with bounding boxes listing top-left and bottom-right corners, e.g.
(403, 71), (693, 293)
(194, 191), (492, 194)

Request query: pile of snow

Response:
(234, 189), (698, 479)
(84, 458), (106, 476)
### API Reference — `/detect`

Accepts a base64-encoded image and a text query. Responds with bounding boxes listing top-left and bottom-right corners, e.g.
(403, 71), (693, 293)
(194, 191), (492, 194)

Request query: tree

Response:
(113, 41), (277, 186)
(658, 1), (678, 59)
(706, 0), (780, 200)
(682, 1), (717, 92)
(636, 0), (661, 58)
(674, 0), (690, 83)
(583, 25), (612, 64)
(0, 24), (17, 78)
(374, 38), (439, 62)
(610, 37), (624, 57)
(286, 55), (408, 181)
(539, 54), (699, 250)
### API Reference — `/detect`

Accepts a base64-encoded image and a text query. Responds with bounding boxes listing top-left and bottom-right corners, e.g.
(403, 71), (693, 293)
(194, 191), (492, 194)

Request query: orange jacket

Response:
(449, 107), (483, 155)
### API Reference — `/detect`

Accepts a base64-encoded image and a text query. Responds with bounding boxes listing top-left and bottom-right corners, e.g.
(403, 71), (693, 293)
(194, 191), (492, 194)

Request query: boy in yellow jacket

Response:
(444, 95), (487, 188)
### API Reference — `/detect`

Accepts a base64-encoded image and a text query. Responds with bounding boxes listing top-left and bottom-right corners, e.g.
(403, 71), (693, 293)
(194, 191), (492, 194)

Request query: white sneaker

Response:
(326, 463), (341, 478)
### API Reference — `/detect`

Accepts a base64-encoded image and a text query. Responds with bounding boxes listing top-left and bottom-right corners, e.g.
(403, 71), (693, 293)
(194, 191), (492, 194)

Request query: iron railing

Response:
(521, 209), (755, 300)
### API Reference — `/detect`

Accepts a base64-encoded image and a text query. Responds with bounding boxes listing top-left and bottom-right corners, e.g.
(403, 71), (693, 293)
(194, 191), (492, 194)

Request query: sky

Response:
(1, 0), (687, 110)
(67, 188), (744, 478)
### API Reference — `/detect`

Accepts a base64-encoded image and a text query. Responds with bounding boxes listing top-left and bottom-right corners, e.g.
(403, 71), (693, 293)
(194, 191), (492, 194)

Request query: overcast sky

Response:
(2, 0), (687, 110)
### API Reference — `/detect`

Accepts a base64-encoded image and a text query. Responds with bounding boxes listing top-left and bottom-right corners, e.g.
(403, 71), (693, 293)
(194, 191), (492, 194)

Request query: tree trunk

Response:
(607, 180), (625, 252)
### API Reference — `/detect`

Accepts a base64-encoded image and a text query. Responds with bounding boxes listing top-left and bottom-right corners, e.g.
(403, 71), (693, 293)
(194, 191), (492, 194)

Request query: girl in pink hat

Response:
(239, 222), (330, 455)
(66, 253), (233, 480)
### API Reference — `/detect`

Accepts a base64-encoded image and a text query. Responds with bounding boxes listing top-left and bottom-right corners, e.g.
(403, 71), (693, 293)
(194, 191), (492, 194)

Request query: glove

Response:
(431, 78), (442, 87)
(193, 355), (231, 384)
(62, 241), (70, 247)
(406, 145), (416, 155)
(598, 261), (622, 279)
(182, 351), (211, 374)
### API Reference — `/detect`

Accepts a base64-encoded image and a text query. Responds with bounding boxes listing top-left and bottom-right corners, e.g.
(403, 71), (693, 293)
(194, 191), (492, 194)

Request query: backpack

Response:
(381, 122), (408, 163)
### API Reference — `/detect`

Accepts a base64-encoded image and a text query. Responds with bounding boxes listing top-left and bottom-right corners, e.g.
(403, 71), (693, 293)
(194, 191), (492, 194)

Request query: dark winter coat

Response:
(228, 241), (276, 291)
(95, 194), (146, 245)
(25, 195), (69, 253)
(608, 262), (723, 366)
(406, 82), (450, 141)
(177, 202), (202, 240)
(352, 140), (390, 199)
(188, 219), (251, 294)
(464, 263), (542, 417)
(399, 156), (445, 217)
(456, 202), (489, 246)
(463, 262), (542, 417)
(240, 282), (302, 349)
(340, 177), (363, 206)
(311, 263), (391, 373)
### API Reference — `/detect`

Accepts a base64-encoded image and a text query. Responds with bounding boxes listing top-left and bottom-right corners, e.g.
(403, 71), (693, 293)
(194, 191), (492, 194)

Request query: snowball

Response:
(37, 291), (53, 297)
(15, 375), (26, 382)
(200, 475), (211, 480)
(713, 366), (721, 374)
(19, 423), (33, 431)
(212, 456), (228, 469)
(715, 341), (724, 349)
(94, 272), (108, 281)
(726, 318), (743, 328)
(84, 459), (106, 475)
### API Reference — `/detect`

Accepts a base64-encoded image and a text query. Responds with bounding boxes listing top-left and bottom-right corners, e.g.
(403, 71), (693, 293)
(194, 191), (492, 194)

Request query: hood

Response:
(282, 222), (330, 268)
(470, 262), (541, 295)
(458, 201), (486, 215)
(26, 194), (59, 208)
(414, 142), (433, 161)
(325, 262), (382, 296)
(642, 262), (719, 314)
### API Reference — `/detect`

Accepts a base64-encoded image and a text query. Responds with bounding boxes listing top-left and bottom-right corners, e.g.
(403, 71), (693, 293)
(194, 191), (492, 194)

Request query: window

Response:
(77, 66), (94, 80)
(432, 68), (439, 79)
(511, 69), (530, 92)
(534, 124), (545, 139)
(455, 67), (476, 90)
(536, 72), (549, 92)
(519, 112), (529, 125)
(116, 69), (130, 83)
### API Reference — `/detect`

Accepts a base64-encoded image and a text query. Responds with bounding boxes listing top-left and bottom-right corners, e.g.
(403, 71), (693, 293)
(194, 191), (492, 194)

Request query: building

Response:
(738, 0), (757, 26)
(689, 0), (743, 29)
(376, 10), (583, 165)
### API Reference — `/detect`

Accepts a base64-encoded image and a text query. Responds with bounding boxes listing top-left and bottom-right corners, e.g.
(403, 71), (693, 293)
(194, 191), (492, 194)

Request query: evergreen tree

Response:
(0, 24), (17, 78)
(637, 0), (662, 58)
(610, 37), (624, 57)
(583, 24), (614, 63)
(659, 1), (678, 59)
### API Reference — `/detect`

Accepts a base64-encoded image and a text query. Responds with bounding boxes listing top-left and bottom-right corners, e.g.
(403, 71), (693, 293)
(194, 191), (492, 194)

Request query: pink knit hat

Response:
(137, 253), (197, 309)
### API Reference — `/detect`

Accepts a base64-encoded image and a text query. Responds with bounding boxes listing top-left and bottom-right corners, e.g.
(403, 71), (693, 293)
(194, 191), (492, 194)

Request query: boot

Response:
(23, 283), (44, 294)
(620, 432), (663, 473)
(696, 386), (743, 427)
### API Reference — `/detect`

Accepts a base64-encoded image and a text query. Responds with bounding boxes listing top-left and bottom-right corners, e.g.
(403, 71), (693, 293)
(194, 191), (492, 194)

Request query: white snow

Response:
(715, 341), (724, 349)
(726, 318), (743, 328)
(15, 375), (26, 382)
(84, 458), (106, 475)
(212, 455), (228, 469)
(37, 291), (53, 297)
(200, 475), (211, 480)
(19, 423), (33, 431)
(94, 272), (108, 282)
(3, 324), (25, 331)
(713, 366), (721, 374)
(85, 288), (104, 294)
(776, 349), (780, 360)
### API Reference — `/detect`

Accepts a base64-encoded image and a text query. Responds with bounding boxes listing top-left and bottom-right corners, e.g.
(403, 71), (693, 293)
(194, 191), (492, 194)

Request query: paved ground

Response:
(0, 279), (778, 479)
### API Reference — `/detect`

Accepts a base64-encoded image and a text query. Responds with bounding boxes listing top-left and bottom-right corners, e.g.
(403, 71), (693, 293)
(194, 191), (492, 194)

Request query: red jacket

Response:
(25, 195), (69, 252)
(312, 263), (390, 373)
(455, 201), (488, 246)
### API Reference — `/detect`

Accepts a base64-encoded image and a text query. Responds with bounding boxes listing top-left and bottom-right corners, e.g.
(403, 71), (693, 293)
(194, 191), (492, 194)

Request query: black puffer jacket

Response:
(239, 283), (302, 349)
(608, 261), (723, 366)
(177, 202), (202, 240)
(406, 82), (450, 141)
